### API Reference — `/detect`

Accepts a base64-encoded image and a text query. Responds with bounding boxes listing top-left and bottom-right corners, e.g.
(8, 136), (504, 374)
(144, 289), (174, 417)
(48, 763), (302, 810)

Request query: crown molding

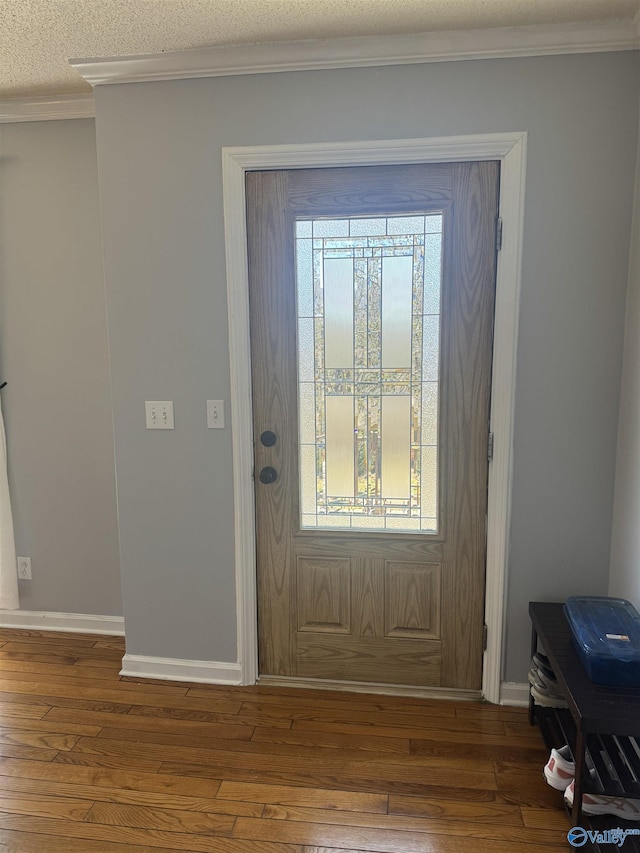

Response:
(69, 18), (639, 88)
(3, 18), (636, 121)
(0, 94), (95, 123)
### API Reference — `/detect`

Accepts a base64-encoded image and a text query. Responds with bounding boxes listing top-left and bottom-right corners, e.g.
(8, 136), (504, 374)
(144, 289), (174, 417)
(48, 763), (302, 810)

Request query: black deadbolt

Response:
(259, 466), (278, 484)
(260, 430), (277, 447)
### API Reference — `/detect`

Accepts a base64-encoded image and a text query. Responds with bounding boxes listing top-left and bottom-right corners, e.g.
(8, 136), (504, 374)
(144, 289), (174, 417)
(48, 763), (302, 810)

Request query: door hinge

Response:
(487, 431), (494, 462)
(495, 217), (503, 252)
(483, 623), (488, 652)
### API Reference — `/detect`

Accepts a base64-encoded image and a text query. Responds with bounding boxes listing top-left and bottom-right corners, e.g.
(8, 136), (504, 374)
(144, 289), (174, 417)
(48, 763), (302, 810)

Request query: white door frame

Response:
(221, 132), (527, 704)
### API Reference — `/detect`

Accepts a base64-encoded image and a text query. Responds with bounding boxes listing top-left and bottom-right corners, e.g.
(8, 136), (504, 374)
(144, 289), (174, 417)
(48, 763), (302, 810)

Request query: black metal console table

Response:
(529, 602), (640, 848)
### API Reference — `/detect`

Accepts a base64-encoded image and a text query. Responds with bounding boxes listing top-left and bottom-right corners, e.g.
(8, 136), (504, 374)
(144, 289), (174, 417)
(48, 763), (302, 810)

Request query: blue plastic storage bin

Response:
(563, 596), (640, 687)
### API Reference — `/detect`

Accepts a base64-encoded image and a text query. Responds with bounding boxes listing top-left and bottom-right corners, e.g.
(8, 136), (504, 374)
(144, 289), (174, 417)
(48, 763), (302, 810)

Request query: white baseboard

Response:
(499, 681), (530, 707)
(120, 653), (242, 685)
(0, 609), (125, 635)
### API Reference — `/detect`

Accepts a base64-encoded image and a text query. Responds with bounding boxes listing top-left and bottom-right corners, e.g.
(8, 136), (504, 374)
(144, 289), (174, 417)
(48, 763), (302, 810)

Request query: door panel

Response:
(384, 560), (442, 640)
(296, 557), (351, 634)
(247, 162), (499, 690)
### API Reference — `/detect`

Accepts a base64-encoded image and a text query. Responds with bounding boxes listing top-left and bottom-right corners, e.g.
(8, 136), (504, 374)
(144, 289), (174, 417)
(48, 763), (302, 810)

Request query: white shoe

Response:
(543, 745), (575, 790)
(565, 781), (640, 820)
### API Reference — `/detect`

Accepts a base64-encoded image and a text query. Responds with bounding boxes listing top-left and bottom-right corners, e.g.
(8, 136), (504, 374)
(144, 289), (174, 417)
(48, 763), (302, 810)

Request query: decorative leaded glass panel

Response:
(295, 215), (442, 533)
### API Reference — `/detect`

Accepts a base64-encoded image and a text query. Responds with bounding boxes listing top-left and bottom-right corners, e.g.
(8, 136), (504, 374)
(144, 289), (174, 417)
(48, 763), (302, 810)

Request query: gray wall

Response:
(610, 103), (640, 608)
(0, 118), (122, 616)
(93, 51), (638, 679)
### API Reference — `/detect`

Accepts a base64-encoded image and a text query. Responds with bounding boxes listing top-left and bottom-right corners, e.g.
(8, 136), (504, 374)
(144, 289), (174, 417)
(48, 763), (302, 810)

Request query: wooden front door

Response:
(247, 162), (500, 691)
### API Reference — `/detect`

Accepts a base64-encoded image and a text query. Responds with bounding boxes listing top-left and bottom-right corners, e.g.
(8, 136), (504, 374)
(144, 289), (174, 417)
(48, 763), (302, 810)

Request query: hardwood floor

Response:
(0, 628), (570, 851)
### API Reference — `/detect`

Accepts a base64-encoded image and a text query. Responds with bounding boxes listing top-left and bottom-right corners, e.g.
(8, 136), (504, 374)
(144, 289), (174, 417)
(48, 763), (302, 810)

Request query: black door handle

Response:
(259, 466), (278, 484)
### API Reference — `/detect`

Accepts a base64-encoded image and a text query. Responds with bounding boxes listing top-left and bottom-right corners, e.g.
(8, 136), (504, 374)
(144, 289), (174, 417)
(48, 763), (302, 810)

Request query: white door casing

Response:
(221, 132), (527, 704)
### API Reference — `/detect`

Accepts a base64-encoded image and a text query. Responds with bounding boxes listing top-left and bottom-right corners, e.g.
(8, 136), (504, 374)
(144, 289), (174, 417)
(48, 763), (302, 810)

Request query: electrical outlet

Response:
(17, 557), (32, 580)
(145, 401), (174, 430)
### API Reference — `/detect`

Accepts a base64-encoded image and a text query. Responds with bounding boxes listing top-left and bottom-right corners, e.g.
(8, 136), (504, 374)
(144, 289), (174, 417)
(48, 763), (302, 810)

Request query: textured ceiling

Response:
(1, 0), (638, 99)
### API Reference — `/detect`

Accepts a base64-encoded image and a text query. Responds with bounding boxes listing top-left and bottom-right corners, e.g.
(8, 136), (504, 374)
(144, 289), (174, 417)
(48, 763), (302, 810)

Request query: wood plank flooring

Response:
(0, 628), (571, 851)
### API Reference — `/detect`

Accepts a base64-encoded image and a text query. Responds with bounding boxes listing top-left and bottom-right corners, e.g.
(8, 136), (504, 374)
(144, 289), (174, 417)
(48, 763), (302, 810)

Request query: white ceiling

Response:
(1, 0), (638, 100)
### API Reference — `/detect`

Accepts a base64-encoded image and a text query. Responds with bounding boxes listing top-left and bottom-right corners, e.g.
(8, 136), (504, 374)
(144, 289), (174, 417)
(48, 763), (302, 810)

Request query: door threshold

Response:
(258, 674), (482, 702)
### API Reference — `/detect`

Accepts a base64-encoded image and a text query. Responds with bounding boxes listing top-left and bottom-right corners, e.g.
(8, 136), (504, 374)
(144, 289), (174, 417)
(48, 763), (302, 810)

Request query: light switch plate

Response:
(207, 400), (224, 429)
(145, 401), (174, 429)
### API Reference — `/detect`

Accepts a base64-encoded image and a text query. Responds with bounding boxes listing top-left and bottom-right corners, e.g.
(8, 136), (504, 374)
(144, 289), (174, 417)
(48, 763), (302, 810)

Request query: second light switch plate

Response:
(145, 401), (174, 429)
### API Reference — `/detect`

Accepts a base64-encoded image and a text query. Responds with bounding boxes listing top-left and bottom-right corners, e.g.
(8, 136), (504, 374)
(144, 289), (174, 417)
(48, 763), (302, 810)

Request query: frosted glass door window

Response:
(296, 215), (442, 533)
